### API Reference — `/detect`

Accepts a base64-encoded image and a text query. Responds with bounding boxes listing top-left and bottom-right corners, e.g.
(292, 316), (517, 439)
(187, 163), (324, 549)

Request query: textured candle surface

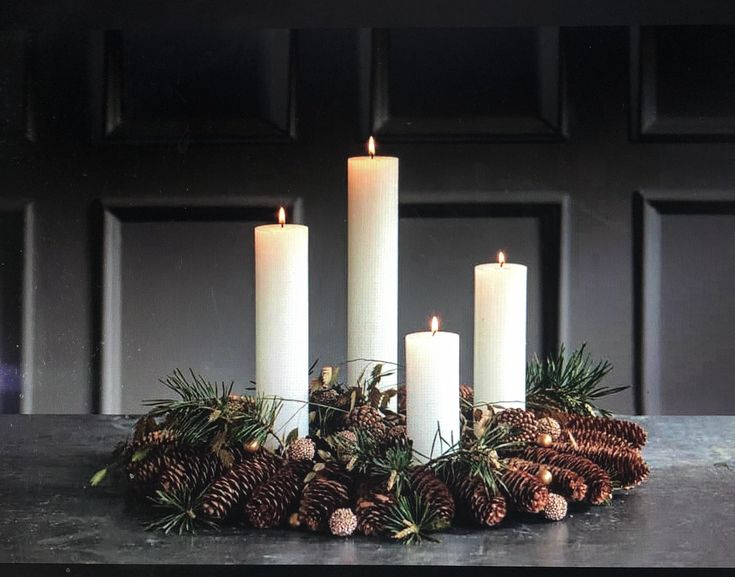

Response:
(474, 263), (527, 409)
(347, 155), (399, 405)
(406, 330), (460, 461)
(255, 223), (309, 439)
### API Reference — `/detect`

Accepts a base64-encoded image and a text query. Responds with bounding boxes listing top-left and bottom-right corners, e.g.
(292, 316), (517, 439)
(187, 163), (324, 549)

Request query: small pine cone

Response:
(552, 441), (649, 488)
(501, 468), (549, 513)
(409, 467), (455, 526)
(329, 508), (358, 537)
(158, 450), (224, 495)
(356, 491), (397, 536)
(565, 414), (647, 449)
(459, 384), (474, 403)
(287, 438), (316, 462)
(522, 447), (612, 505)
(244, 460), (314, 528)
(398, 384), (406, 415)
(345, 405), (388, 440)
(504, 458), (588, 502)
(386, 425), (407, 442)
(447, 474), (506, 527)
(537, 417), (562, 441)
(335, 429), (357, 447)
(543, 493), (568, 521)
(495, 408), (538, 444)
(228, 394), (257, 413)
(310, 388), (340, 407)
(201, 450), (282, 519)
(298, 478), (351, 532)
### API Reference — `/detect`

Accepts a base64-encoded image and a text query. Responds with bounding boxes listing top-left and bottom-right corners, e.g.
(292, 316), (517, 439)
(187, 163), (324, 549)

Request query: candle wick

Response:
(432, 328), (437, 336)
(369, 152), (374, 160)
(280, 222), (284, 228)
(499, 261), (504, 268)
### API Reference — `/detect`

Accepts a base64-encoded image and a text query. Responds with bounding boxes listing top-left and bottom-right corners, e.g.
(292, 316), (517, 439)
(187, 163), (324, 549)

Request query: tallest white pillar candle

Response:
(347, 138), (399, 403)
(474, 252), (527, 409)
(255, 208), (309, 439)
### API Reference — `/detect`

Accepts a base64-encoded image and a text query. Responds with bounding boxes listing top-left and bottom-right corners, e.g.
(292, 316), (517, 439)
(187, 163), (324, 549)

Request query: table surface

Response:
(0, 415), (734, 572)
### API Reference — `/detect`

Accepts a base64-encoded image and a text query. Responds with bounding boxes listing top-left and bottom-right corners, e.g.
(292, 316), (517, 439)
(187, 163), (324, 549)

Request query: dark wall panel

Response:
(0, 210), (25, 413)
(365, 28), (563, 141)
(0, 31), (33, 143)
(633, 26), (735, 140)
(99, 29), (294, 143)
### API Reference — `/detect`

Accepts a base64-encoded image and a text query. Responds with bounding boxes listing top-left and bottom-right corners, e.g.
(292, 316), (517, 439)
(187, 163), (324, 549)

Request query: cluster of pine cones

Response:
(120, 389), (648, 539)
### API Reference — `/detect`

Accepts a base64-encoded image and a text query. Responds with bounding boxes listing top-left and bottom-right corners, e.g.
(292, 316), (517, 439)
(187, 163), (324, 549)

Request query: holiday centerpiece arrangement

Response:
(91, 138), (648, 542)
(90, 345), (648, 543)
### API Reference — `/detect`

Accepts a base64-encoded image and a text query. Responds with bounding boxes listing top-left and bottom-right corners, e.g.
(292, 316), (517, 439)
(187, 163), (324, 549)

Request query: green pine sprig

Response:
(143, 369), (282, 455)
(145, 488), (218, 535)
(385, 494), (442, 544)
(526, 344), (627, 417)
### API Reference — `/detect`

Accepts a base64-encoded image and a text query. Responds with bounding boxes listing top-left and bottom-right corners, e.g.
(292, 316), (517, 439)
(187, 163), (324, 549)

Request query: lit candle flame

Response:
(368, 136), (376, 159)
(431, 316), (439, 335)
(498, 251), (505, 268)
(278, 207), (286, 227)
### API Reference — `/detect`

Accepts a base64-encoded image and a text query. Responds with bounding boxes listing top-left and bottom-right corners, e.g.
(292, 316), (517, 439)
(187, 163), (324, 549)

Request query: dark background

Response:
(1, 3), (735, 415)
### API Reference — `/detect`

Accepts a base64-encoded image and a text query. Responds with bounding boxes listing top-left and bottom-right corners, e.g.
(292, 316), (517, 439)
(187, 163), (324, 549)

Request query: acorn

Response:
(244, 439), (261, 454)
(537, 466), (553, 486)
(537, 433), (553, 448)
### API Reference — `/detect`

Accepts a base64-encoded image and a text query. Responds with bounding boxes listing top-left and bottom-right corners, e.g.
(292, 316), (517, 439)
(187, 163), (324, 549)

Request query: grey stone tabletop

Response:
(0, 415), (733, 574)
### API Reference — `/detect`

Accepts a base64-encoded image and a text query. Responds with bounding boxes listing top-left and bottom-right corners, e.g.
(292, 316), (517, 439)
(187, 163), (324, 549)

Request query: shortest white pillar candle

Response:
(405, 317), (460, 462)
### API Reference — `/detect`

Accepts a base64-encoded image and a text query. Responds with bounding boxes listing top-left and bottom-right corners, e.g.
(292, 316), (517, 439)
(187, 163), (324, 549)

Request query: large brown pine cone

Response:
(408, 467), (455, 527)
(551, 441), (649, 488)
(500, 468), (549, 513)
(448, 474), (507, 527)
(244, 460), (314, 528)
(298, 478), (351, 532)
(560, 428), (641, 451)
(345, 405), (388, 440)
(561, 414), (647, 449)
(355, 490), (397, 536)
(494, 408), (539, 444)
(200, 450), (282, 519)
(522, 447), (613, 504)
(504, 458), (588, 502)
(157, 449), (225, 495)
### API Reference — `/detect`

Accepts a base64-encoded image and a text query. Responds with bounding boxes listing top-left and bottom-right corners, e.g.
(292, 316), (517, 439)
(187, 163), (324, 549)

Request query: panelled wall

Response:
(1, 26), (734, 415)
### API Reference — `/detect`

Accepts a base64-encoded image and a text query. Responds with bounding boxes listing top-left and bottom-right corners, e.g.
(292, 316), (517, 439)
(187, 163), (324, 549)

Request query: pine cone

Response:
(501, 468), (549, 513)
(504, 457), (588, 502)
(244, 460), (314, 528)
(537, 417), (562, 441)
(564, 414), (647, 449)
(356, 490), (396, 536)
(201, 450), (282, 520)
(286, 438), (316, 462)
(459, 384), (474, 403)
(552, 441), (649, 488)
(543, 493), (568, 521)
(397, 384), (406, 415)
(345, 405), (388, 440)
(298, 478), (351, 532)
(522, 447), (613, 505)
(386, 425), (407, 443)
(561, 428), (640, 451)
(157, 449), (225, 495)
(495, 408), (538, 444)
(447, 474), (506, 527)
(409, 467), (454, 527)
(310, 388), (340, 407)
(329, 508), (358, 537)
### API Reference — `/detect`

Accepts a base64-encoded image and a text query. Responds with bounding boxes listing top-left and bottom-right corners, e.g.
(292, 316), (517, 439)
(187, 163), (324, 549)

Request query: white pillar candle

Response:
(255, 208), (309, 439)
(406, 316), (460, 461)
(347, 137), (399, 406)
(474, 251), (527, 409)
